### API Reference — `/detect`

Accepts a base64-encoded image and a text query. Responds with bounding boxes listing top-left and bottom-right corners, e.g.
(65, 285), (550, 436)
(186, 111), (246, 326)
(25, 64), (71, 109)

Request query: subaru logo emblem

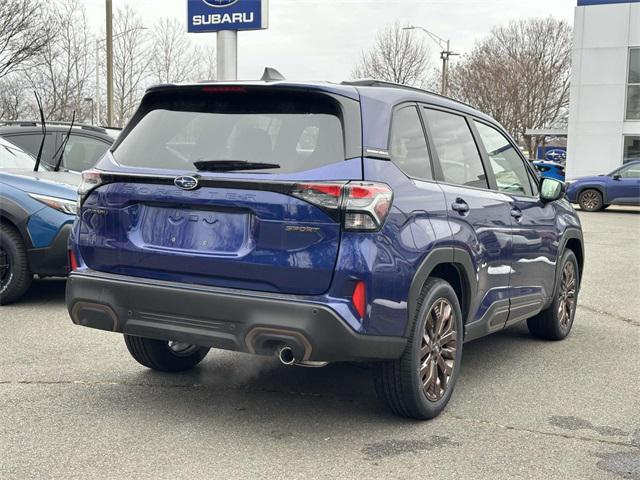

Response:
(174, 176), (199, 190)
(202, 0), (239, 7)
(545, 149), (566, 162)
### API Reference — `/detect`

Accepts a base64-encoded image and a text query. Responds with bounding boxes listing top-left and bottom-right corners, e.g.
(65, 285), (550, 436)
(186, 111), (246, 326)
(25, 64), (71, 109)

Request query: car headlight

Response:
(28, 193), (78, 215)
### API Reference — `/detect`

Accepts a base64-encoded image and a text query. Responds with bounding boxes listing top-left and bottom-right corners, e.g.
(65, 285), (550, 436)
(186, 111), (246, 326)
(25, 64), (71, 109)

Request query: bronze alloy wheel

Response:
(558, 261), (577, 329)
(580, 191), (600, 210)
(420, 298), (458, 402)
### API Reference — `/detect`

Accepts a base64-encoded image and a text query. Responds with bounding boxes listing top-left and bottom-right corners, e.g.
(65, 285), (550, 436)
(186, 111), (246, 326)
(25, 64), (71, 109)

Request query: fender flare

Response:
(0, 197), (33, 248)
(550, 227), (584, 305)
(576, 185), (607, 204)
(405, 247), (478, 336)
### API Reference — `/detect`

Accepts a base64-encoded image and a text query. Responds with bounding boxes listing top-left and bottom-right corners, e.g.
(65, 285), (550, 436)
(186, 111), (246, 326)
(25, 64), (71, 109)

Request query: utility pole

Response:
(216, 31), (238, 81)
(95, 39), (101, 126)
(403, 26), (457, 96)
(106, 0), (114, 127)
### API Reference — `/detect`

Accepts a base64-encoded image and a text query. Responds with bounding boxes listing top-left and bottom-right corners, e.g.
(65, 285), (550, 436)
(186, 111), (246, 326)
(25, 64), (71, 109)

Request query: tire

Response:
(578, 189), (603, 212)
(0, 223), (32, 305)
(124, 335), (210, 372)
(373, 278), (463, 420)
(527, 250), (579, 341)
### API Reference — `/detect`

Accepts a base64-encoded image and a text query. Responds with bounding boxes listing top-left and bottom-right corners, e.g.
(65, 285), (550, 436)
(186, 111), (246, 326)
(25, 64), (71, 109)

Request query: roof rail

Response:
(0, 120), (108, 134)
(341, 79), (477, 111)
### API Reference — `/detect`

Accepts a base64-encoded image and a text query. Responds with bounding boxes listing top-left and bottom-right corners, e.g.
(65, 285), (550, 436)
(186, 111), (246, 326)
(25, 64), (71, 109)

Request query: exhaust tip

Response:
(277, 346), (295, 366)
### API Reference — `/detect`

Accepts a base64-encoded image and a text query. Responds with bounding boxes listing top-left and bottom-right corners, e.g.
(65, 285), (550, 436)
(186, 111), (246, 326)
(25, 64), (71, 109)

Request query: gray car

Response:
(0, 121), (115, 172)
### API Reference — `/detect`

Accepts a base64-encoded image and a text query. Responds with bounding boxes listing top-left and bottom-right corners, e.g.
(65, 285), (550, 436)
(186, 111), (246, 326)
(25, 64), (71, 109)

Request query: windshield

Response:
(0, 141), (37, 169)
(113, 89), (350, 174)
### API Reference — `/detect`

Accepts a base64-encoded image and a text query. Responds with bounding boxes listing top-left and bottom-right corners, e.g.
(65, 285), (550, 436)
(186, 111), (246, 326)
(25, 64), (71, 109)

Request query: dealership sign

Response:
(537, 147), (567, 162)
(187, 0), (268, 33)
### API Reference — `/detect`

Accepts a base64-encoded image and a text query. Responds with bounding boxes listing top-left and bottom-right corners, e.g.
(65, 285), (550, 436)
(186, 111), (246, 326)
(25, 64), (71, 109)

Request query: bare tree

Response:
(111, 6), (150, 127)
(195, 45), (217, 81)
(26, 0), (94, 121)
(448, 17), (572, 153)
(151, 18), (199, 84)
(0, 0), (53, 79)
(352, 22), (432, 87)
(0, 75), (28, 120)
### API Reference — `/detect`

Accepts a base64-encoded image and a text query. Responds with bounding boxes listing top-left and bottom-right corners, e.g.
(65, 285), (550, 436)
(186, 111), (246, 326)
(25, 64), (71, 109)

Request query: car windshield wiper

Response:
(193, 160), (281, 172)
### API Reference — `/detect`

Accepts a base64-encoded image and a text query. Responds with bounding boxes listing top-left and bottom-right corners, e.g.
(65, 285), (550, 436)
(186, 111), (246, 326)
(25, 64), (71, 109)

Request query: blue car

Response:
(66, 80), (584, 419)
(533, 160), (565, 181)
(0, 136), (79, 304)
(566, 160), (640, 211)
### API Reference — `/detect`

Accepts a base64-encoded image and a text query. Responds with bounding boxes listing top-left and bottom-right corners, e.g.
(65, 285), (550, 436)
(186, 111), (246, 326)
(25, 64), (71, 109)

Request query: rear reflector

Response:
(352, 281), (366, 319)
(68, 250), (79, 271)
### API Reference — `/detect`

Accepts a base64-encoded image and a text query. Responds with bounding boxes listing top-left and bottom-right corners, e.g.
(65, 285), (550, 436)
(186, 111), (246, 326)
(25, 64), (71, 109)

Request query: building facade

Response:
(566, 0), (640, 178)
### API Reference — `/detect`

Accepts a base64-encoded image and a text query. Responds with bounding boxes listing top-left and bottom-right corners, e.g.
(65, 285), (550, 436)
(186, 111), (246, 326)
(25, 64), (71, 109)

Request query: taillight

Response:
(290, 181), (393, 232)
(77, 169), (104, 208)
(352, 281), (366, 319)
(290, 182), (343, 210)
(343, 182), (393, 231)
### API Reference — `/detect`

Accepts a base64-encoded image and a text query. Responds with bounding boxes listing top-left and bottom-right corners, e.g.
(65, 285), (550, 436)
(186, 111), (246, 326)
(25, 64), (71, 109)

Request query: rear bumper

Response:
(66, 271), (406, 362)
(27, 224), (72, 277)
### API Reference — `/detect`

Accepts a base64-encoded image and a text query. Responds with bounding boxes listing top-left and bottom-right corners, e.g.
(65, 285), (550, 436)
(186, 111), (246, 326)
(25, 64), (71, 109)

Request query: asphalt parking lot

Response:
(1, 208), (639, 480)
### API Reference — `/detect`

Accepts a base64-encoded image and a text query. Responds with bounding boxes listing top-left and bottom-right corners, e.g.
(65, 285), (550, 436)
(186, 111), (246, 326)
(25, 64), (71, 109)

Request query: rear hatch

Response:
(77, 85), (362, 295)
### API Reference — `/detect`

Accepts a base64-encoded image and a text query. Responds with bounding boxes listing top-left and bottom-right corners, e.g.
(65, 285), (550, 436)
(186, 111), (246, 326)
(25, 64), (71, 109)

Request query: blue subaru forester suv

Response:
(66, 80), (584, 419)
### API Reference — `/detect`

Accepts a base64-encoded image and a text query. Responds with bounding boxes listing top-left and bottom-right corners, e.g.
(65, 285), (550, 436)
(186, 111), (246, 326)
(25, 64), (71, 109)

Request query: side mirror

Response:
(540, 177), (564, 202)
(612, 174), (622, 181)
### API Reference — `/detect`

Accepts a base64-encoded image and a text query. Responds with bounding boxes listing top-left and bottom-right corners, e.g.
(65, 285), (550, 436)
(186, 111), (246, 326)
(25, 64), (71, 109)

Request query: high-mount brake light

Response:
(77, 169), (105, 208)
(290, 181), (393, 231)
(201, 86), (247, 93)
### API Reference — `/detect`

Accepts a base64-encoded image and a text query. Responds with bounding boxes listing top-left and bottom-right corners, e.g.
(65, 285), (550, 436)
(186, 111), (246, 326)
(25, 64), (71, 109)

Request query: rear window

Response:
(113, 88), (358, 174)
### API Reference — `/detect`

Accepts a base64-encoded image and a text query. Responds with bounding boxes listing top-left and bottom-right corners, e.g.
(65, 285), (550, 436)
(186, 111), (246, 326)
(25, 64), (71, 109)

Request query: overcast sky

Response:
(83, 0), (577, 82)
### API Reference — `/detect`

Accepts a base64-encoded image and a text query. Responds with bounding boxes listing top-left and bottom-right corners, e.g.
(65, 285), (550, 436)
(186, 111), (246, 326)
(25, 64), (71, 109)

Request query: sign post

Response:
(187, 0), (269, 81)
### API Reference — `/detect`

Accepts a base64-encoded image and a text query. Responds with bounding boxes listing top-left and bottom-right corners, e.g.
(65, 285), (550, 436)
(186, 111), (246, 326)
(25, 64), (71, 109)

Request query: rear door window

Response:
(113, 89), (355, 174)
(389, 105), (432, 180)
(423, 108), (488, 189)
(62, 134), (111, 171)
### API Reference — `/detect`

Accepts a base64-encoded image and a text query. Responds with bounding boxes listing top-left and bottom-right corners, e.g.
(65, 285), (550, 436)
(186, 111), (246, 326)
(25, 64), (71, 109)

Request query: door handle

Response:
(451, 198), (470, 214)
(510, 208), (523, 220)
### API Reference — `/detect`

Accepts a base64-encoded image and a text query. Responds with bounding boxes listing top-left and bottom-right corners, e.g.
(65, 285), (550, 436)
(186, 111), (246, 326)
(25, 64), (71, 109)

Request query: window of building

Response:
(389, 105), (432, 180)
(627, 48), (640, 120)
(423, 108), (488, 189)
(623, 136), (640, 163)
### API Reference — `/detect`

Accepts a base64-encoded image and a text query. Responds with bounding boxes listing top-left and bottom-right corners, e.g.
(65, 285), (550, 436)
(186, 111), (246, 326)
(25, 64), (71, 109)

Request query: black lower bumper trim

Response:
(27, 224), (72, 277)
(66, 272), (406, 362)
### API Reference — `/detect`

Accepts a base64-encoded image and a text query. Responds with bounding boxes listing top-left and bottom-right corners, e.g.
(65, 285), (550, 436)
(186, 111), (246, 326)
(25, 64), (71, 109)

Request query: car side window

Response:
(474, 121), (533, 196)
(423, 108), (488, 189)
(389, 105), (432, 180)
(63, 135), (111, 171)
(4, 133), (55, 161)
(618, 163), (640, 178)
(526, 164), (540, 195)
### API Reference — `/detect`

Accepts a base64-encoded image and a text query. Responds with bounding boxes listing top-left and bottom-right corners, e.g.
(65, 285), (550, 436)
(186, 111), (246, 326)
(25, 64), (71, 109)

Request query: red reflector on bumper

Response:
(352, 281), (366, 319)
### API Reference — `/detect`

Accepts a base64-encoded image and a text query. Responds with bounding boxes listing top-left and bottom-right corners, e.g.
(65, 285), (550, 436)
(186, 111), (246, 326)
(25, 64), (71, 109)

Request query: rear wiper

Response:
(193, 160), (280, 172)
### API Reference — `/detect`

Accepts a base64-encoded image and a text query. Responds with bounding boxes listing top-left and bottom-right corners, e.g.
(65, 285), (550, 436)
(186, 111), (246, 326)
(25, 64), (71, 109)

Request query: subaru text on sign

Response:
(187, 0), (268, 33)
